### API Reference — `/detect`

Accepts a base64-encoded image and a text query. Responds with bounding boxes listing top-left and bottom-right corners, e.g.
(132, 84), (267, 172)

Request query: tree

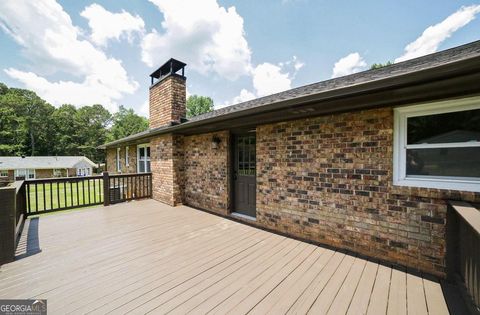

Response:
(186, 95), (214, 118)
(51, 104), (81, 156)
(108, 105), (149, 141)
(0, 105), (27, 155)
(0, 81), (149, 163)
(75, 104), (112, 162)
(370, 61), (393, 70)
(0, 86), (54, 156)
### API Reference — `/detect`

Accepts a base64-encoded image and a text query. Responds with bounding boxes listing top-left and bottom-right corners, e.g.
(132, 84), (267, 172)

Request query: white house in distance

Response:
(0, 156), (97, 181)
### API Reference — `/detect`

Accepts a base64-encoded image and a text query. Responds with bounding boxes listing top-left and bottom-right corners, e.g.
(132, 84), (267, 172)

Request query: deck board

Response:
(0, 199), (453, 314)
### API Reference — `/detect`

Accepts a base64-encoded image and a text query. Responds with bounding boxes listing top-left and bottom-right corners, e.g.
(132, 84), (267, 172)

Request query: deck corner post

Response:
(0, 186), (16, 265)
(103, 172), (110, 206)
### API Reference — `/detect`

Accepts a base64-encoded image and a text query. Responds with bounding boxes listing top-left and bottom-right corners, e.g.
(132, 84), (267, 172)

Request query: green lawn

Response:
(27, 179), (104, 213)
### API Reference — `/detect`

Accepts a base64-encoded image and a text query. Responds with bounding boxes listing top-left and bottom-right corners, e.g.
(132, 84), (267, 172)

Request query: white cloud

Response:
(233, 88), (256, 103)
(220, 56), (301, 108)
(395, 5), (480, 63)
(139, 99), (149, 118)
(141, 0), (252, 80)
(0, 0), (138, 111)
(252, 62), (292, 97)
(80, 3), (145, 46)
(331, 52), (367, 78)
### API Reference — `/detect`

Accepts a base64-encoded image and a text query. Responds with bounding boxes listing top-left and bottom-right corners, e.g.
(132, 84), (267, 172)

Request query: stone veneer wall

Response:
(183, 131), (230, 215)
(150, 134), (184, 206)
(106, 146), (138, 174)
(149, 75), (186, 129)
(256, 107), (480, 276)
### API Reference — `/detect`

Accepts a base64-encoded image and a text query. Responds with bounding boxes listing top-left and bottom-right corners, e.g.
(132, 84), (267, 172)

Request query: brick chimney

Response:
(149, 58), (187, 129)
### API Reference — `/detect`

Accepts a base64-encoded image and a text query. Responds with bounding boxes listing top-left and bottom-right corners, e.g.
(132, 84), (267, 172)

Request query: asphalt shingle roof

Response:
(101, 40), (480, 148)
(0, 156), (96, 170)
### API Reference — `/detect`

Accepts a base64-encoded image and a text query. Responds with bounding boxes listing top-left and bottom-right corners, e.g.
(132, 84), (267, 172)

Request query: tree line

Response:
(0, 83), (148, 163)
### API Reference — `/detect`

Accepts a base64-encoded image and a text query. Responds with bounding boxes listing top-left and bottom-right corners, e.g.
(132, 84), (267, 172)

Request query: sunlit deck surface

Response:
(0, 199), (464, 314)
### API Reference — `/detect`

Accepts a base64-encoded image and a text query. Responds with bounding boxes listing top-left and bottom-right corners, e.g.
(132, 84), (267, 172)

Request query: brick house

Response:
(100, 42), (480, 277)
(0, 156), (96, 182)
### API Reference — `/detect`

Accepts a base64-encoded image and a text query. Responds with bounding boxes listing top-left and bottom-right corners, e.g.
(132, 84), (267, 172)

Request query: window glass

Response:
(407, 147), (480, 178)
(407, 109), (480, 144)
(146, 160), (151, 172)
(138, 145), (150, 173)
(1, 170), (8, 177)
(237, 135), (256, 176)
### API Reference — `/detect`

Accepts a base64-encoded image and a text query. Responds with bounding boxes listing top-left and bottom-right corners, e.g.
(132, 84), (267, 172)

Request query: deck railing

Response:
(0, 181), (27, 264)
(104, 173), (152, 205)
(24, 172), (152, 215)
(447, 201), (480, 312)
(25, 176), (104, 215)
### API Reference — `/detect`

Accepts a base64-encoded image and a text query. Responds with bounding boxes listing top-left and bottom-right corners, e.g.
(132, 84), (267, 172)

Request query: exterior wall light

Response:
(212, 136), (221, 149)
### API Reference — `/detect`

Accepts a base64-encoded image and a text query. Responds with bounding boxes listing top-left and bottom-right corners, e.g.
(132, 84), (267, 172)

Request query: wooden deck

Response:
(0, 199), (457, 314)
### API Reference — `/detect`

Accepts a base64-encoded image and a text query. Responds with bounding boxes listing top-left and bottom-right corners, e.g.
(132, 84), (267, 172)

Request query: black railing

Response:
(24, 172), (152, 215)
(25, 176), (104, 215)
(447, 201), (480, 312)
(105, 173), (152, 205)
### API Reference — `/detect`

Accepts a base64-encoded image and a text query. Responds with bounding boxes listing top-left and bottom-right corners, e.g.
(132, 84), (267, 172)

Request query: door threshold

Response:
(231, 212), (256, 221)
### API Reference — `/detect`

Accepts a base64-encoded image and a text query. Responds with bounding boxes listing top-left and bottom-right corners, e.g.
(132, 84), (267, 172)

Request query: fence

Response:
(447, 201), (480, 313)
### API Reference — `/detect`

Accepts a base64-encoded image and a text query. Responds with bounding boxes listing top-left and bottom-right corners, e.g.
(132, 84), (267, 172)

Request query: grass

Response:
(27, 179), (104, 213)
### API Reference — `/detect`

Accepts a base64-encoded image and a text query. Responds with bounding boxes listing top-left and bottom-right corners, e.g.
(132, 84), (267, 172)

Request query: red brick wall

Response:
(183, 131), (230, 215)
(106, 146), (138, 174)
(256, 107), (480, 276)
(149, 75), (186, 129)
(150, 134), (184, 206)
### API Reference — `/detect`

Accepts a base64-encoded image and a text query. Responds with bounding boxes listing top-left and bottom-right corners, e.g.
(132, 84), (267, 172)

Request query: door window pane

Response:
(237, 135), (256, 176)
(406, 147), (480, 178)
(407, 109), (480, 144)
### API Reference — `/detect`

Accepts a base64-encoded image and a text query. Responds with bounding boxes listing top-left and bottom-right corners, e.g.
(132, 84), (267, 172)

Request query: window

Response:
(116, 147), (121, 172)
(53, 169), (62, 177)
(0, 170), (8, 177)
(15, 169), (35, 179)
(137, 144), (151, 173)
(394, 97), (480, 192)
(125, 146), (129, 166)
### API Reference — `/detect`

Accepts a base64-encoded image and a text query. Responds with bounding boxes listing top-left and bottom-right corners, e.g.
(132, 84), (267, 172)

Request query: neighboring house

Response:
(100, 41), (480, 278)
(0, 156), (96, 181)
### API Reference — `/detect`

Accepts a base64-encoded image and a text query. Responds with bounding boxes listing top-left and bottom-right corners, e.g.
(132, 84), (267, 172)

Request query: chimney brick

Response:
(149, 74), (186, 129)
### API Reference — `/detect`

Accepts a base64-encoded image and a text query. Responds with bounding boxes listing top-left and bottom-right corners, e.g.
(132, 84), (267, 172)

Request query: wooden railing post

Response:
(0, 186), (16, 265)
(103, 172), (110, 206)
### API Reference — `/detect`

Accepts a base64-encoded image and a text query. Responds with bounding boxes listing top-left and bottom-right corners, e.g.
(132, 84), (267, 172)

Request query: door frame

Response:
(229, 129), (257, 218)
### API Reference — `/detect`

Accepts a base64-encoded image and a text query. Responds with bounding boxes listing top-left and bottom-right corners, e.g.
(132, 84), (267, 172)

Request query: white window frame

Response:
(125, 146), (129, 167)
(393, 97), (480, 192)
(137, 144), (151, 173)
(116, 147), (121, 172)
(15, 169), (35, 179)
(0, 170), (8, 177)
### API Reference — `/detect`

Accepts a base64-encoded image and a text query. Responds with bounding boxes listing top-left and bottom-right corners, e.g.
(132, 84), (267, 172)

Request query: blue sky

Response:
(0, 1), (479, 116)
